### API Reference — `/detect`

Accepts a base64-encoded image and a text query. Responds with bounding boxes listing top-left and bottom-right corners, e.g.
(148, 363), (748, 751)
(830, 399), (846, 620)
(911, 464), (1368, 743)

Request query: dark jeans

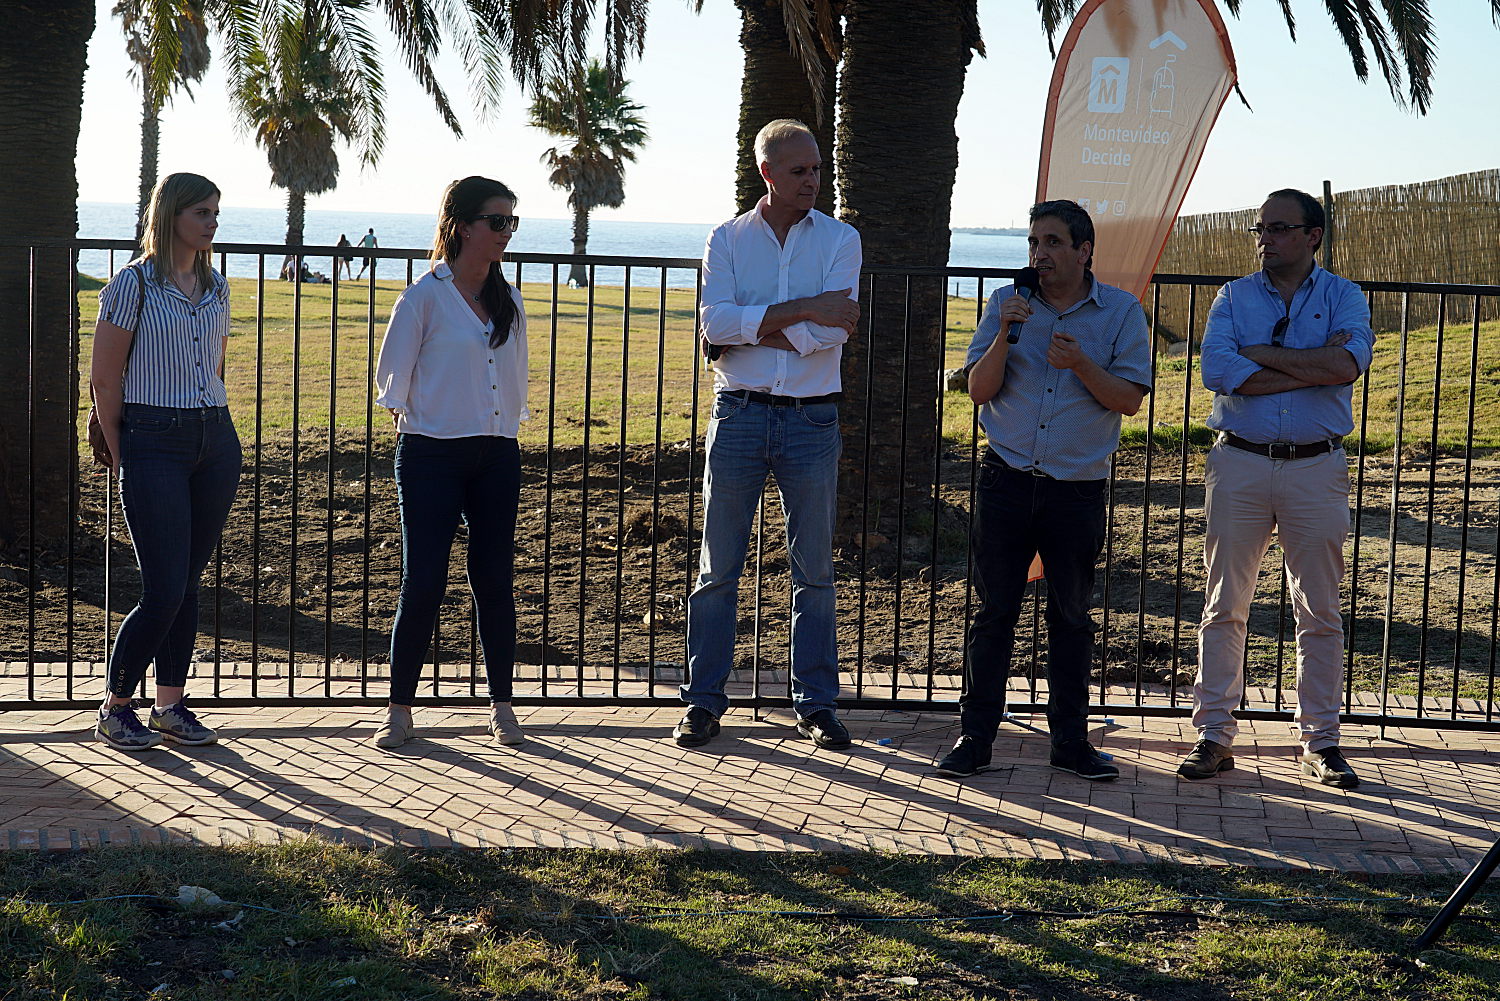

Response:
(108, 404), (241, 697)
(962, 451), (1107, 746)
(390, 434), (520, 705)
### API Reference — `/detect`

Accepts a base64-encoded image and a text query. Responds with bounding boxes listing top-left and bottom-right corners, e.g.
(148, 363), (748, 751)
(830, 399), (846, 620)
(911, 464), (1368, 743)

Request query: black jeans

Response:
(962, 451), (1107, 746)
(389, 434), (521, 705)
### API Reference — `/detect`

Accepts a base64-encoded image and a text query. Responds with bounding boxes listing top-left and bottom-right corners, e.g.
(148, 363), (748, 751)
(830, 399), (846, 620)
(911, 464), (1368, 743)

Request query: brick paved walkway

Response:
(3, 687), (1497, 872)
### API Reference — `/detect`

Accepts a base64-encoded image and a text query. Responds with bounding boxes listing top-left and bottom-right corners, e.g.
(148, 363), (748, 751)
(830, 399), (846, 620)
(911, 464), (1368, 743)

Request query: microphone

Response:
(1006, 267), (1041, 344)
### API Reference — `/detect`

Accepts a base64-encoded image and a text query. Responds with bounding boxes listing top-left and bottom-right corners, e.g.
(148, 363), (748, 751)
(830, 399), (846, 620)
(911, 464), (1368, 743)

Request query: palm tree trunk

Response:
(285, 189), (306, 248)
(734, 0), (837, 216)
(136, 95), (159, 242)
(568, 201), (590, 287)
(836, 0), (975, 541)
(0, 0), (95, 552)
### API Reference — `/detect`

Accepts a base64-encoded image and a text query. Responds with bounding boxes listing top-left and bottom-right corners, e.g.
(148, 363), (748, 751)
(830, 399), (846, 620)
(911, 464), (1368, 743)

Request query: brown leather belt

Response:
(1220, 432), (1342, 460)
(722, 390), (842, 407)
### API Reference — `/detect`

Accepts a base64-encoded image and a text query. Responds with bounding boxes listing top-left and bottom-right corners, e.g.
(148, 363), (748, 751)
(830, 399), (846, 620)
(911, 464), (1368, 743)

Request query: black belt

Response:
(1220, 432), (1341, 460)
(721, 389), (841, 407)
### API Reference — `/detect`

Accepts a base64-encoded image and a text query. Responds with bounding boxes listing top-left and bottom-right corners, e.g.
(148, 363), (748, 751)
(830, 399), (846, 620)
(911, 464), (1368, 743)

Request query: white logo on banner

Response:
(1088, 57), (1130, 113)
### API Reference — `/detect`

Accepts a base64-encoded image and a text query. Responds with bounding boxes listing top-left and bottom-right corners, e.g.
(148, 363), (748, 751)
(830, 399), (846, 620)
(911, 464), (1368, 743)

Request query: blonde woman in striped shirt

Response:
(89, 172), (241, 752)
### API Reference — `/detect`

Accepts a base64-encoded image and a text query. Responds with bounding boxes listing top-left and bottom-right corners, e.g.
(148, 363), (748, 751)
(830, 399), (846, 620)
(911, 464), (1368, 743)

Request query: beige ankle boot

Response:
(489, 703), (524, 746)
(373, 705), (415, 748)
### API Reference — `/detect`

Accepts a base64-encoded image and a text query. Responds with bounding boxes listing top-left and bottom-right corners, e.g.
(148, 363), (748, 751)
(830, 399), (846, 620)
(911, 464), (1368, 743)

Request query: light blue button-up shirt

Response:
(966, 275), (1153, 481)
(1200, 265), (1374, 443)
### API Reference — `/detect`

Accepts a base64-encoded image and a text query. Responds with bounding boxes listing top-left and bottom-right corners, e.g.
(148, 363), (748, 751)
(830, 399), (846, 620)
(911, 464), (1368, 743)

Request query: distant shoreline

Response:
(952, 227), (1027, 237)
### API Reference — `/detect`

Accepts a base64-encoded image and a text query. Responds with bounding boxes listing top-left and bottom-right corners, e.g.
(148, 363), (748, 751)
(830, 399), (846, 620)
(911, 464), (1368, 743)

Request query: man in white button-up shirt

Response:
(675, 119), (862, 751)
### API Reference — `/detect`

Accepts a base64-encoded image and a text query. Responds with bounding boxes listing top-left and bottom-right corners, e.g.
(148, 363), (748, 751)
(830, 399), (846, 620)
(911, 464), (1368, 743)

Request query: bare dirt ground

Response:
(4, 437), (1498, 702)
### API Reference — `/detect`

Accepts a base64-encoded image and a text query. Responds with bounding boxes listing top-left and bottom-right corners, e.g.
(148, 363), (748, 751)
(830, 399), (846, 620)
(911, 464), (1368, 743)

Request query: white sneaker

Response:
(372, 705), (415, 749)
(489, 703), (525, 746)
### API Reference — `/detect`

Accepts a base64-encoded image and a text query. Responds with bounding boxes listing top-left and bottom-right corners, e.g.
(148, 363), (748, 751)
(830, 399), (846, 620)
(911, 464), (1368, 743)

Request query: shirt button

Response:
(493, 411), (499, 416)
(491, 385), (497, 389)
(1039, 424), (1047, 429)
(488, 358), (494, 364)
(1281, 409), (1288, 414)
(1047, 388), (1053, 393)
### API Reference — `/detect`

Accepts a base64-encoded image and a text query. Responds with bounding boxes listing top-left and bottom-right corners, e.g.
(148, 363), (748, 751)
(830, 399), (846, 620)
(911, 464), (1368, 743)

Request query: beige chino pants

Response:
(1193, 442), (1350, 752)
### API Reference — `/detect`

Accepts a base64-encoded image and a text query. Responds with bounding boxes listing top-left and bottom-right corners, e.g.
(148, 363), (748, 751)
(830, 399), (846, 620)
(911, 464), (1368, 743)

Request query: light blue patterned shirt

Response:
(966, 275), (1153, 481)
(98, 261), (231, 408)
(1199, 265), (1374, 443)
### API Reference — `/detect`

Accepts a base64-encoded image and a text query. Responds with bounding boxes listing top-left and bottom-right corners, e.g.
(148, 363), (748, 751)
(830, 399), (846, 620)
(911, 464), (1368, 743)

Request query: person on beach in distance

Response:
(356, 226), (378, 279)
(372, 177), (529, 749)
(938, 200), (1152, 782)
(1181, 188), (1374, 789)
(336, 233), (354, 280)
(89, 172), (241, 751)
(675, 119), (861, 750)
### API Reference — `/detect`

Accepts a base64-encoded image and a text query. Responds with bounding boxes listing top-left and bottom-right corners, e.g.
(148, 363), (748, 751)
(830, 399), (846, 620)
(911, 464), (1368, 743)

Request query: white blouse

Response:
(374, 261), (530, 438)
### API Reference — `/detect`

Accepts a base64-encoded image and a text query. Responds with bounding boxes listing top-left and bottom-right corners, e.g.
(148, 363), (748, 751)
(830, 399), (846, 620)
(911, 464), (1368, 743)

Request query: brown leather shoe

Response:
(1301, 746), (1360, 788)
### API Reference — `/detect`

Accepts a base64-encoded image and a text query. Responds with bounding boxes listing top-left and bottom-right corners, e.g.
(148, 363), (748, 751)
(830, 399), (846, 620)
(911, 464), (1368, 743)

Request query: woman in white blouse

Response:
(372, 176), (530, 748)
(89, 172), (240, 752)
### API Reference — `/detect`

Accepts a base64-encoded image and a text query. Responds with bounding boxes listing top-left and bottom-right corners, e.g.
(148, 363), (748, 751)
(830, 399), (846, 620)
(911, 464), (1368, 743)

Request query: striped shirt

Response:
(966, 275), (1153, 481)
(98, 262), (231, 408)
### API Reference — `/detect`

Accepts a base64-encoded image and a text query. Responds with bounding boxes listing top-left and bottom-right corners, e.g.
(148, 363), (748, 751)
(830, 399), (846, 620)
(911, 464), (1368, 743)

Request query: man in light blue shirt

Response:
(938, 200), (1152, 782)
(1181, 188), (1375, 789)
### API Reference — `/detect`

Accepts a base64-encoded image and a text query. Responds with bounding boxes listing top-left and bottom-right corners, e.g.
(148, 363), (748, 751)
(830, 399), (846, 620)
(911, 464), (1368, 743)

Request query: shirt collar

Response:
(433, 260), (455, 281)
(753, 194), (816, 236)
(1256, 262), (1323, 295)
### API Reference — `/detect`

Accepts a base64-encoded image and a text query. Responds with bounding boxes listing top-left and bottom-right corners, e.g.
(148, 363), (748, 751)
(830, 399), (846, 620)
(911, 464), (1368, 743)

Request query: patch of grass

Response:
(2, 843), (1497, 1000)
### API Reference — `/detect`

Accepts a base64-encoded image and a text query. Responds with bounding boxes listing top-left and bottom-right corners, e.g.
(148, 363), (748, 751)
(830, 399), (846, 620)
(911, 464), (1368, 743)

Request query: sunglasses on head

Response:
(473, 214), (520, 233)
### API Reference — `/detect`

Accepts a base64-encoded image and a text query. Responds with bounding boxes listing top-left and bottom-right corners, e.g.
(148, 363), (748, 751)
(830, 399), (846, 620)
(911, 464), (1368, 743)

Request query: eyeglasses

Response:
(1271, 315), (1290, 347)
(1248, 222), (1312, 238)
(473, 214), (521, 233)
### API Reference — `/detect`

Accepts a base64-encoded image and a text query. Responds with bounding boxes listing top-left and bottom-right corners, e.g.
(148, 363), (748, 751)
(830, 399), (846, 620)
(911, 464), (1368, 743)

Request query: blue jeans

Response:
(108, 405), (242, 697)
(390, 434), (520, 705)
(683, 393), (841, 718)
(962, 451), (1107, 746)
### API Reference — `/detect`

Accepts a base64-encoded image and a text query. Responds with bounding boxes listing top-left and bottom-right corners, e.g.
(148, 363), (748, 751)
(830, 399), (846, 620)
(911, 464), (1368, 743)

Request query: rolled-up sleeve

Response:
(780, 228), (864, 357)
(965, 289), (1004, 369)
(700, 227), (767, 346)
(1328, 281), (1375, 374)
(374, 288), (426, 412)
(1199, 285), (1261, 395)
(98, 267), (143, 331)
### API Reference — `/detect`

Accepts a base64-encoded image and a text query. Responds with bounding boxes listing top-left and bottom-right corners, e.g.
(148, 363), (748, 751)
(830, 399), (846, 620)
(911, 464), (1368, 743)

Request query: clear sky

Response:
(75, 0), (1500, 228)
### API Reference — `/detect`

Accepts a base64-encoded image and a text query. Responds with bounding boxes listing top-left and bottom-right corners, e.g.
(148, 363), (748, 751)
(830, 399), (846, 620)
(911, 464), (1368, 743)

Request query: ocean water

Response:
(77, 201), (1027, 299)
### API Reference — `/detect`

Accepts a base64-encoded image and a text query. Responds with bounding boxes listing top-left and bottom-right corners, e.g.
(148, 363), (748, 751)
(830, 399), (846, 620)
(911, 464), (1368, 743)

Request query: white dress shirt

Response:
(374, 261), (530, 438)
(699, 196), (862, 398)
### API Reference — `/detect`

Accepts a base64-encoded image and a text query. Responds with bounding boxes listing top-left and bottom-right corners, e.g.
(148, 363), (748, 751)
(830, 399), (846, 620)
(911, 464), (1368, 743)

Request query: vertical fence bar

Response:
(578, 267), (596, 694)
(1451, 300), (1482, 717)
(925, 278), (949, 702)
(1134, 285), (1162, 704)
(26, 248), (36, 697)
(1379, 294), (1412, 729)
(855, 274), (876, 698)
(648, 269), (668, 694)
(66, 256), (78, 699)
(251, 257), (265, 696)
(325, 260), (339, 696)
(1344, 289), (1376, 713)
(541, 263), (560, 698)
(613, 270), (631, 696)
(1169, 282), (1198, 705)
(890, 276), (913, 699)
(288, 257), (303, 695)
(1414, 295), (1447, 715)
(360, 247), (375, 696)
(685, 273), (704, 679)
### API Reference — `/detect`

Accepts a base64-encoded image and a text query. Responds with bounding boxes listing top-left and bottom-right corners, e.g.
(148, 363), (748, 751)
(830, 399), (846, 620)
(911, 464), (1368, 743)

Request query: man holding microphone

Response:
(939, 200), (1152, 781)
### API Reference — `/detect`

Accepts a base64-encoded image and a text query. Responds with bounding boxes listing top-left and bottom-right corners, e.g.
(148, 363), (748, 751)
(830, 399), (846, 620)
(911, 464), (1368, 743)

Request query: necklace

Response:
(171, 271), (198, 301)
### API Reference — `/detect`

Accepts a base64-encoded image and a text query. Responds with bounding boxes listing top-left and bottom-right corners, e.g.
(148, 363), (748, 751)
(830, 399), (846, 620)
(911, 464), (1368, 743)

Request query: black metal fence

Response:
(3, 238), (1500, 732)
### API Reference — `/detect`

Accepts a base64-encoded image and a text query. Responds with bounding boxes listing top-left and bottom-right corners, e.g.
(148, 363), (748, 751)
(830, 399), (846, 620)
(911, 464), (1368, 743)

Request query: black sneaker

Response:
(796, 710), (852, 750)
(673, 706), (720, 747)
(1301, 746), (1360, 789)
(1177, 738), (1234, 780)
(1049, 739), (1119, 781)
(936, 736), (992, 777)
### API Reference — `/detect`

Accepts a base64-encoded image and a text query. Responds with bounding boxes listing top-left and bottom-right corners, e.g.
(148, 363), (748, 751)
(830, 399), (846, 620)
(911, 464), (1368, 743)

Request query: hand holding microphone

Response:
(1004, 266), (1042, 344)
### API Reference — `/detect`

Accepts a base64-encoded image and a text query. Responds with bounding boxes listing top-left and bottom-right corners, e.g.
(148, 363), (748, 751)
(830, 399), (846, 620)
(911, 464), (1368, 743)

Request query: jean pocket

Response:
(796, 403), (839, 428)
(1067, 478), (1107, 500)
(124, 416), (173, 434)
(712, 397), (744, 423)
